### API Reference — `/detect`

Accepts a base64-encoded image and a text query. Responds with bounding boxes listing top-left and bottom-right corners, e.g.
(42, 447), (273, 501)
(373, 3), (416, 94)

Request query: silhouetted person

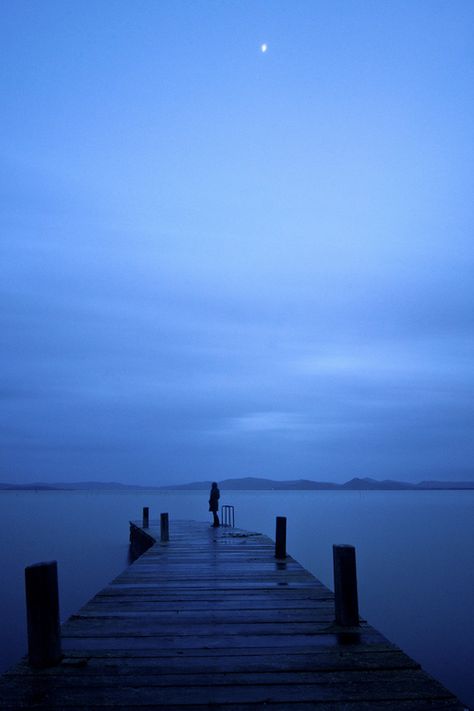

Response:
(209, 482), (220, 527)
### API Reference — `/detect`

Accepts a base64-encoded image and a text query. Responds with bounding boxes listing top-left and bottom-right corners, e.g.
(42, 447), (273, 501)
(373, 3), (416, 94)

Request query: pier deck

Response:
(0, 519), (465, 709)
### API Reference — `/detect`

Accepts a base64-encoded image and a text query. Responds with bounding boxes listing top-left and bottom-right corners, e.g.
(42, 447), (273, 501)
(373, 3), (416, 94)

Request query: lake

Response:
(0, 489), (473, 707)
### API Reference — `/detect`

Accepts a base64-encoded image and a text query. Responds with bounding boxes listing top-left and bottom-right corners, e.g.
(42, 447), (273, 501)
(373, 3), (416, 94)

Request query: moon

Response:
(260, 43), (268, 53)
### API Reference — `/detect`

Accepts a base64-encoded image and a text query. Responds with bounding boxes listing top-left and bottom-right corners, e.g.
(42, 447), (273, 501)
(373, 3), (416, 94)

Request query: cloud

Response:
(1, 1), (474, 484)
(223, 411), (305, 434)
(292, 338), (474, 383)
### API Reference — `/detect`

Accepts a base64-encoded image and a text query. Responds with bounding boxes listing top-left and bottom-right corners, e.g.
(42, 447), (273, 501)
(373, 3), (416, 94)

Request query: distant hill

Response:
(0, 483), (58, 491)
(158, 480), (213, 491)
(417, 480), (474, 490)
(1, 477), (473, 491)
(158, 476), (474, 491)
(0, 481), (157, 491)
(160, 477), (339, 491)
(217, 477), (339, 490)
(341, 477), (417, 490)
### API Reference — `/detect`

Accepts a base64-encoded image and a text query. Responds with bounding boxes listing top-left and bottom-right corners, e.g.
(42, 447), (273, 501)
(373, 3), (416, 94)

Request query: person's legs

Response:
(212, 511), (220, 527)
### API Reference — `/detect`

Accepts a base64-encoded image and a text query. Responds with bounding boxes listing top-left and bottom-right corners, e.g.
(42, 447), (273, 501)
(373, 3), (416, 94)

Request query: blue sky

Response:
(1, 1), (473, 484)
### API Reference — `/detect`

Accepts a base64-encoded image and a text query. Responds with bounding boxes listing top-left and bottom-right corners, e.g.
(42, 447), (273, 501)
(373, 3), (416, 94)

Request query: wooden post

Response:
(275, 516), (287, 559)
(25, 561), (62, 668)
(333, 544), (359, 626)
(142, 506), (149, 529)
(160, 512), (169, 542)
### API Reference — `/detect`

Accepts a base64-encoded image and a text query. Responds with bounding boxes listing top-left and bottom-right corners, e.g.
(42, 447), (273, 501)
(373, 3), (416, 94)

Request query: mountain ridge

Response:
(1, 477), (473, 491)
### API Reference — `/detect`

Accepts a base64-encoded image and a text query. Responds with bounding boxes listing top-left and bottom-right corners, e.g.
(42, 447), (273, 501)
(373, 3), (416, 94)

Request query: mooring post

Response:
(333, 544), (359, 626)
(25, 561), (62, 668)
(275, 516), (287, 559)
(142, 506), (149, 528)
(160, 512), (169, 542)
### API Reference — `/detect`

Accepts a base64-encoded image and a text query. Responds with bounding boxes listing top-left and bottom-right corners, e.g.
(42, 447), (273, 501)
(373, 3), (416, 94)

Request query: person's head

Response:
(211, 482), (218, 489)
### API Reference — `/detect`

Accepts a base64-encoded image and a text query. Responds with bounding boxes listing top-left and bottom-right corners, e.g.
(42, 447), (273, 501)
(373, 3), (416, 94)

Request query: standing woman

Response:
(209, 482), (220, 527)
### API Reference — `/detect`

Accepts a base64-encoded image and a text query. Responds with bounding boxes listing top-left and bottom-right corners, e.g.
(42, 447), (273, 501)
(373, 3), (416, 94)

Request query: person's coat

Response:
(209, 486), (220, 512)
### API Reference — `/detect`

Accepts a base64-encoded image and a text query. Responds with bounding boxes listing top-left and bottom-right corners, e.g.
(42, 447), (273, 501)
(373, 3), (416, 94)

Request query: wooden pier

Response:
(0, 518), (466, 709)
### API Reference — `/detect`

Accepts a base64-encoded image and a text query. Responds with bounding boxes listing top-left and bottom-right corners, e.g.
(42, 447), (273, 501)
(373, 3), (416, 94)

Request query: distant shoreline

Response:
(1, 476), (473, 492)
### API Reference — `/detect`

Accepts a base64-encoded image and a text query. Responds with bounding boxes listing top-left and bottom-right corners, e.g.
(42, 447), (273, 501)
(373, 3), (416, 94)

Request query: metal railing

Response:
(221, 505), (235, 528)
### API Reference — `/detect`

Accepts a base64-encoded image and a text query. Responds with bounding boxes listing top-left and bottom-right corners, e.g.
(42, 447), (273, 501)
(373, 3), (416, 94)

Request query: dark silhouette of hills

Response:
(2, 477), (472, 491)
(0, 481), (152, 491)
(341, 477), (417, 490)
(160, 476), (473, 491)
(193, 477), (340, 491)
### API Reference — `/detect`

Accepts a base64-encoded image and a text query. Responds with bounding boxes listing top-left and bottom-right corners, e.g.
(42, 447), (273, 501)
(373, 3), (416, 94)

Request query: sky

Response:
(1, 1), (473, 485)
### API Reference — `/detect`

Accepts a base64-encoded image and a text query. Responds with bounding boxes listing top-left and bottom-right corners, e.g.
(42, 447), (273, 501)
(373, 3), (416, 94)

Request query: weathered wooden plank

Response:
(51, 641), (403, 658)
(61, 622), (350, 637)
(95, 581), (325, 590)
(111, 568), (317, 577)
(5, 649), (420, 676)
(0, 700), (463, 711)
(0, 675), (459, 707)
(57, 631), (403, 651)
(69, 609), (336, 622)
(94, 587), (329, 597)
(0, 669), (450, 690)
(3, 668), (438, 685)
(113, 578), (320, 584)
(85, 597), (334, 609)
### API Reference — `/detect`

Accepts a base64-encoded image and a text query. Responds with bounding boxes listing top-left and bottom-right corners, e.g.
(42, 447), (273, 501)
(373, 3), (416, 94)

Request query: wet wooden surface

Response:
(0, 519), (465, 709)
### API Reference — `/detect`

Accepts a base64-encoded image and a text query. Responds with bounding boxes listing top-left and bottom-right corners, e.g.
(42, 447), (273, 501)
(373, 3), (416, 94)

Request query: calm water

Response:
(0, 490), (472, 707)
